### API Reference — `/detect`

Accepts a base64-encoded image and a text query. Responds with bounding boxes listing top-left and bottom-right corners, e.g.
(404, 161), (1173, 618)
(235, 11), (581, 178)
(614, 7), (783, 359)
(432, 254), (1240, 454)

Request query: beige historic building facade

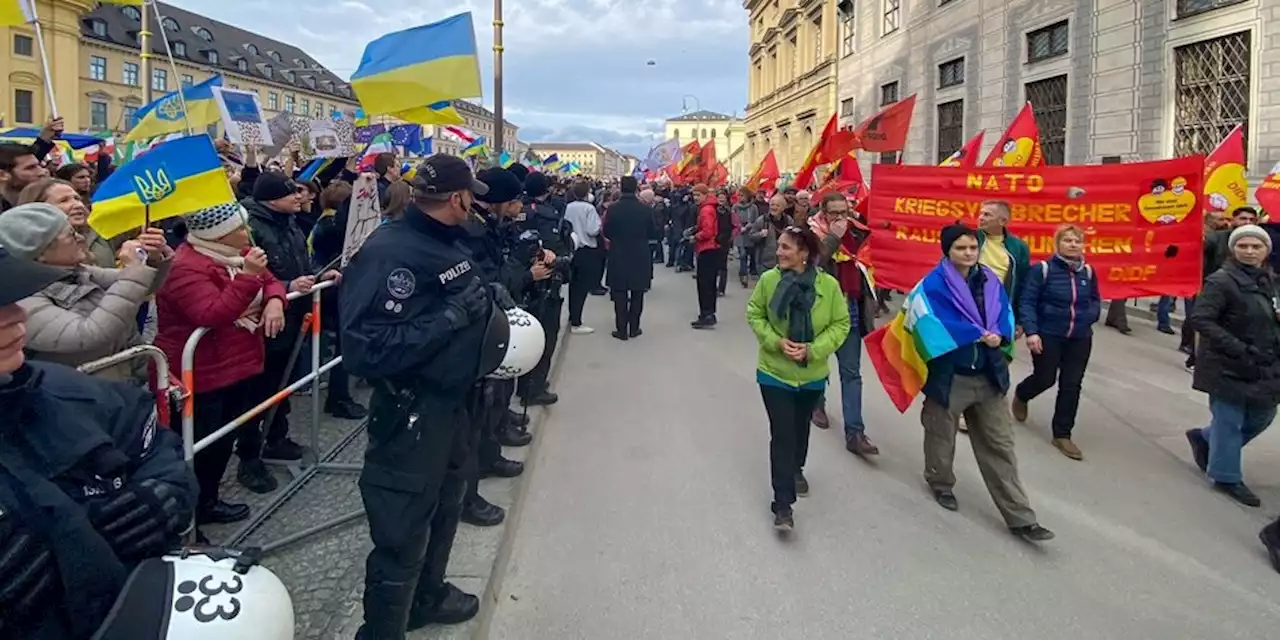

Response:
(743, 0), (840, 176)
(663, 109), (745, 167)
(528, 141), (629, 178)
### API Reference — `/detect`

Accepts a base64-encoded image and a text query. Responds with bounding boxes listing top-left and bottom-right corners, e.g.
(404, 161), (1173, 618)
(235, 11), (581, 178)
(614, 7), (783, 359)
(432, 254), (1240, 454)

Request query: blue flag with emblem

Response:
(124, 75), (223, 142)
(88, 134), (235, 239)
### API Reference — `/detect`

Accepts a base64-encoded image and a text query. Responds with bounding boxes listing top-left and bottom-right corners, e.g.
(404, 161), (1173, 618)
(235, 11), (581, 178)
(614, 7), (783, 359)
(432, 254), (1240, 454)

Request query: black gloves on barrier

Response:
(0, 510), (59, 632)
(88, 479), (184, 561)
(444, 277), (491, 330)
(489, 283), (516, 311)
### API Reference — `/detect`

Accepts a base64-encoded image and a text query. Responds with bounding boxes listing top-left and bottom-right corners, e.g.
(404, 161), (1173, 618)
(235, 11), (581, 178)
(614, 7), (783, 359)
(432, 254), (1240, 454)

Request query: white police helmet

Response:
(92, 549), (294, 640)
(487, 307), (545, 380)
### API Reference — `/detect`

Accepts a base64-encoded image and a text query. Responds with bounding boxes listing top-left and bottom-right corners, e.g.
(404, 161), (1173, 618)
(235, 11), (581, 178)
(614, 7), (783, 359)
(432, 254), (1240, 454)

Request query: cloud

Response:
(171, 0), (746, 157)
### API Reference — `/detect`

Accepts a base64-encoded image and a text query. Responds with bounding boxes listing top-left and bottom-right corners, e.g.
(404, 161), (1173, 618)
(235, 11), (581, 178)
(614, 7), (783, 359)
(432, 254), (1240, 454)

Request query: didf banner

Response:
(867, 157), (1206, 299)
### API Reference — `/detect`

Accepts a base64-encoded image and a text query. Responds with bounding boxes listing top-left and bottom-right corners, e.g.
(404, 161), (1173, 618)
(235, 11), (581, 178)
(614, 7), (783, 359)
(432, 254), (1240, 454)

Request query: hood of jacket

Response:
(700, 194), (720, 208)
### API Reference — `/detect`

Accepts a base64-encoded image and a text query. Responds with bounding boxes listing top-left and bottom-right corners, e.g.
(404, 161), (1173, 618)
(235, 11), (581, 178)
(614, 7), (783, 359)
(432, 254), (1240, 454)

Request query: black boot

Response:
(461, 495), (506, 527)
(407, 582), (479, 629)
(691, 314), (717, 329)
(524, 390), (558, 406)
(359, 580), (416, 639)
(498, 427), (532, 447)
(262, 437), (305, 461)
(481, 458), (524, 479)
(1261, 519), (1280, 574)
(325, 398), (368, 420)
(507, 409), (530, 428)
(237, 459), (278, 494)
(198, 500), (250, 525)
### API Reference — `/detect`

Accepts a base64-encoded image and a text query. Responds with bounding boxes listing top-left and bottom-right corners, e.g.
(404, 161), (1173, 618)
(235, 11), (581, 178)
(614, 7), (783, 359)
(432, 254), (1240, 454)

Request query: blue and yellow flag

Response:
(350, 13), (482, 116)
(125, 75), (223, 142)
(498, 151), (513, 168)
(89, 134), (235, 239)
(392, 101), (465, 126)
(0, 1), (34, 27)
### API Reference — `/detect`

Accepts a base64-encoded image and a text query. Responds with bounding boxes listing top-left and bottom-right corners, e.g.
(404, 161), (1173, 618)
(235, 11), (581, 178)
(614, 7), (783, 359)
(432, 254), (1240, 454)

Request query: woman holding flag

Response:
(746, 225), (850, 532)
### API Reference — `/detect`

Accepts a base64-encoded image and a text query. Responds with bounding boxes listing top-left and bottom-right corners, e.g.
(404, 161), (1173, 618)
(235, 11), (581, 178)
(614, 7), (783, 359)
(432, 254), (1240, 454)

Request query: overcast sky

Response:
(175, 0), (749, 157)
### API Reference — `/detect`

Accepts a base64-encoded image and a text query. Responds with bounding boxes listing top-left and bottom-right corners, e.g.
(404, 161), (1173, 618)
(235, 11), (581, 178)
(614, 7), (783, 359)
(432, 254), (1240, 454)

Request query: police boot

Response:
(357, 581), (416, 640)
(461, 494), (506, 527)
(498, 425), (533, 447)
(507, 409), (530, 428)
(406, 582), (480, 629)
(481, 457), (524, 479)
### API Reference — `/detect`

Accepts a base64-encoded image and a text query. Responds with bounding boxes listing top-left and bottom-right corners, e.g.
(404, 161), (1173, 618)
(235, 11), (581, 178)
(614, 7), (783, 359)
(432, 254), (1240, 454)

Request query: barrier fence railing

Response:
(180, 279), (367, 554)
(77, 344), (178, 427)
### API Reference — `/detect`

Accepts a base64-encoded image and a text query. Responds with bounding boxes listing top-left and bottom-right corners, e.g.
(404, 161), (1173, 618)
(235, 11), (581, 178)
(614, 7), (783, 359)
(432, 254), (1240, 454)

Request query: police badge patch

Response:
(386, 268), (415, 300)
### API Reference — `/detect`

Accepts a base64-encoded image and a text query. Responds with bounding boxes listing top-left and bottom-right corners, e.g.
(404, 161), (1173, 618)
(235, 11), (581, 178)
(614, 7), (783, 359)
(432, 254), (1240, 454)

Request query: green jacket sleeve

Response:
(808, 279), (851, 362)
(747, 275), (784, 354)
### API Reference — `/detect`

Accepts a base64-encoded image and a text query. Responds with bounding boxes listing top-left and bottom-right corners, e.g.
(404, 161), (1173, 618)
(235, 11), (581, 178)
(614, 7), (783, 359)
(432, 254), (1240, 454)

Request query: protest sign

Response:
(342, 173), (383, 266)
(867, 157), (1205, 298)
(211, 87), (272, 147)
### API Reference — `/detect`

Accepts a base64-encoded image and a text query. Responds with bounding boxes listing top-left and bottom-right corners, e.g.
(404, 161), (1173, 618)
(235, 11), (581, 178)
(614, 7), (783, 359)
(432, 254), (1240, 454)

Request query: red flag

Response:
(1258, 160), (1280, 216)
(793, 114), (860, 191)
(680, 139), (717, 185)
(940, 131), (984, 168)
(745, 149), (780, 193)
(812, 154), (867, 204)
(1203, 124), (1248, 214)
(983, 103), (1042, 167)
(850, 94), (917, 154)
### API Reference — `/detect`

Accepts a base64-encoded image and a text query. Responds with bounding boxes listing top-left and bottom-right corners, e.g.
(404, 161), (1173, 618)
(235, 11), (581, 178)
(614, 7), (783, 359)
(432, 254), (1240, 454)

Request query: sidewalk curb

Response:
(471, 316), (574, 640)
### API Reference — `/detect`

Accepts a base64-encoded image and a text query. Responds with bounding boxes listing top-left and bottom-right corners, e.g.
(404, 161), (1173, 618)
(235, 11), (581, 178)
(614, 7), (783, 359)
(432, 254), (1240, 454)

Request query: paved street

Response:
(485, 264), (1280, 640)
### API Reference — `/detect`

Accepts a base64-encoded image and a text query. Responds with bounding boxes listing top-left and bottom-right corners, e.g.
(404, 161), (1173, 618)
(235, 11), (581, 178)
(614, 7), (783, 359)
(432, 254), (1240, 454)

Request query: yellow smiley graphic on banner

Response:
(1203, 160), (1248, 214)
(1138, 176), (1197, 224)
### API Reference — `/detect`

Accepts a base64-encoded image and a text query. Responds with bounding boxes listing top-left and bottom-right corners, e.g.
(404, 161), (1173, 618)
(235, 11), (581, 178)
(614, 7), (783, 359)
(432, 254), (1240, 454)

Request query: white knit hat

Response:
(1228, 223), (1272, 252)
(184, 203), (247, 241)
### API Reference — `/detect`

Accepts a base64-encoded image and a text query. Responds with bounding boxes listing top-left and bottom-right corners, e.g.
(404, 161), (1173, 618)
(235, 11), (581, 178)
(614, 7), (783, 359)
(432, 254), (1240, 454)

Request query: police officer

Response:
(341, 155), (503, 639)
(456, 167), (534, 528)
(0, 247), (198, 639)
(516, 171), (574, 406)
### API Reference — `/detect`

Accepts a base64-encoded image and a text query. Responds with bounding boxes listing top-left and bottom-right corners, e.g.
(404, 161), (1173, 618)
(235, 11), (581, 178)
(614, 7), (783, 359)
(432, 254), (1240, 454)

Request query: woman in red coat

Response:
(154, 203), (288, 530)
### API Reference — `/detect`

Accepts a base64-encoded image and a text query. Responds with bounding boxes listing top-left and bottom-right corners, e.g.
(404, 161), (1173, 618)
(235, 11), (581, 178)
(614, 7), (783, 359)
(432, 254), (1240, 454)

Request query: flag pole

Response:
(24, 2), (59, 118)
(146, 0), (194, 135)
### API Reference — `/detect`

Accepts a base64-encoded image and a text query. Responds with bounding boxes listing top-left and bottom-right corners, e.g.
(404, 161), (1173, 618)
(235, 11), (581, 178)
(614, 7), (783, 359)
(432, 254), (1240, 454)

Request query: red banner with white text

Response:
(868, 157), (1206, 299)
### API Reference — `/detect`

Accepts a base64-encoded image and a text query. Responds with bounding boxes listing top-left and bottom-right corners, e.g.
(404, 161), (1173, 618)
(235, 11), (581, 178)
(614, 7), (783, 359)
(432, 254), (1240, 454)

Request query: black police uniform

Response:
(515, 197), (574, 403)
(0, 362), (197, 640)
(340, 202), (494, 639)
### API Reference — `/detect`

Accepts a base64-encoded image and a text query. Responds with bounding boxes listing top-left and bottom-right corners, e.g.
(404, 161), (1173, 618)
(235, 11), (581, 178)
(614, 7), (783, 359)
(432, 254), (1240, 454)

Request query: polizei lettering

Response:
(438, 260), (472, 284)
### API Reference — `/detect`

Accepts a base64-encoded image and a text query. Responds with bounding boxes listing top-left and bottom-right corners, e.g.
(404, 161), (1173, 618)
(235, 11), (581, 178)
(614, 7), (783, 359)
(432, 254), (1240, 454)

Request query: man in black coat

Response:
(602, 177), (659, 340)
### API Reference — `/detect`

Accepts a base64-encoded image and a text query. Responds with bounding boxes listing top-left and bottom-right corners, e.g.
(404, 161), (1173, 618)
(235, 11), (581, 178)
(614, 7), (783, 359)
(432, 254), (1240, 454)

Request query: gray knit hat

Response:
(0, 203), (71, 261)
(185, 203), (247, 241)
(1228, 223), (1272, 252)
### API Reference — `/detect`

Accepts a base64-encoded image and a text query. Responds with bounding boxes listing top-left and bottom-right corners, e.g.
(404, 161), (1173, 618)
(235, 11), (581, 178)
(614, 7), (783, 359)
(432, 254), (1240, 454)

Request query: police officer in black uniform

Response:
(516, 172), (574, 406)
(0, 247), (198, 639)
(341, 155), (504, 639)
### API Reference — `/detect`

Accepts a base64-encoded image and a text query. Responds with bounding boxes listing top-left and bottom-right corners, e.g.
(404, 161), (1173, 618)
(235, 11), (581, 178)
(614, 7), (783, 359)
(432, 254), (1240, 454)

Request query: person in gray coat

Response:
(0, 203), (171, 381)
(746, 194), (792, 272)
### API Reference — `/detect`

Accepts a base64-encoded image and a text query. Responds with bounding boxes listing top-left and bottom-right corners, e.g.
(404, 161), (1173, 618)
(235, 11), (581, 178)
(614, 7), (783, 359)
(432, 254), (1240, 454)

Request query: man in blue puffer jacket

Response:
(1011, 224), (1101, 460)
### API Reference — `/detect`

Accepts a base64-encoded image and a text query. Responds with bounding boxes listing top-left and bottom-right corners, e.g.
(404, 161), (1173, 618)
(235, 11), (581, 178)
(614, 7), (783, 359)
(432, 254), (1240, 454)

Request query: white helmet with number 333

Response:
(487, 307), (546, 380)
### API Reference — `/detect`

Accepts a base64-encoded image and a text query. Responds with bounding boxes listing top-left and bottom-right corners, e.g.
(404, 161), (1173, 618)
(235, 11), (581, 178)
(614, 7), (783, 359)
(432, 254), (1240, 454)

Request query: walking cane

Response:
(261, 312), (313, 457)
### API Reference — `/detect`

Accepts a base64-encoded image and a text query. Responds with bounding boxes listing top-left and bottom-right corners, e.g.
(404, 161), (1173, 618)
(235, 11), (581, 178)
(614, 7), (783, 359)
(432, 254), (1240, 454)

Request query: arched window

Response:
(245, 43), (259, 56)
(804, 126), (813, 149)
(122, 6), (141, 21)
(689, 128), (696, 138)
(162, 17), (179, 32)
(194, 27), (213, 42)
(701, 128), (708, 138)
(710, 128), (717, 138)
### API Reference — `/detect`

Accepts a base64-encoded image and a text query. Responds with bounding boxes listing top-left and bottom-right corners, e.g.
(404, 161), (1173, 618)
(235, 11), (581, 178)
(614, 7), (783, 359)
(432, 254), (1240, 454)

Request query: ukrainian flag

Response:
(350, 13), (482, 116)
(125, 75), (223, 142)
(0, 1), (33, 27)
(392, 101), (465, 126)
(89, 134), (235, 240)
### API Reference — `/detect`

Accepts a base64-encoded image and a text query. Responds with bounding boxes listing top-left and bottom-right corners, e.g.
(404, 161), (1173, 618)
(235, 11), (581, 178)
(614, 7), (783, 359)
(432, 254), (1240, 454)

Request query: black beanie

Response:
(620, 176), (638, 194)
(940, 223), (976, 256)
(253, 171), (296, 202)
(507, 163), (530, 183)
(475, 168), (523, 204)
(524, 172), (550, 199)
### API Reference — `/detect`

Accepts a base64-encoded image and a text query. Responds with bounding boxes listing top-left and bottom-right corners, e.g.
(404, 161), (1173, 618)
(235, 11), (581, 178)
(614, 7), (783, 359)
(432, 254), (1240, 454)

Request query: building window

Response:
(1026, 75), (1068, 165)
(1176, 0), (1246, 19)
(1173, 31), (1251, 160)
(840, 98), (854, 117)
(123, 106), (137, 128)
(263, 65), (273, 79)
(812, 16), (822, 63)
(13, 34), (32, 56)
(152, 69), (168, 92)
(245, 43), (258, 56)
(234, 59), (245, 72)
(123, 6), (141, 21)
(195, 27), (213, 42)
(89, 56), (107, 81)
(90, 20), (107, 37)
(788, 34), (798, 79)
(1027, 20), (1069, 63)
(315, 101), (324, 117)
(267, 92), (278, 110)
(939, 57), (964, 88)
(123, 62), (139, 86)
(182, 74), (193, 87)
(284, 94), (294, 113)
(162, 17), (179, 31)
(883, 0), (901, 35)
(936, 99), (964, 163)
(300, 98), (309, 115)
(173, 41), (186, 57)
(701, 128), (708, 138)
(689, 128), (696, 138)
(14, 89), (33, 124)
(710, 128), (717, 138)
(270, 51), (282, 63)
(880, 81), (899, 106)
(842, 12), (855, 57)
(90, 101), (108, 128)
(206, 50), (218, 64)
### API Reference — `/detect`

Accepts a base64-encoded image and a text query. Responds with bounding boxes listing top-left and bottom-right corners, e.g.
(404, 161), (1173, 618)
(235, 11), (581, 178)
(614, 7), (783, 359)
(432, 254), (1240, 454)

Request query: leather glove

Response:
(0, 510), (60, 629)
(88, 479), (184, 561)
(489, 283), (516, 311)
(443, 277), (489, 330)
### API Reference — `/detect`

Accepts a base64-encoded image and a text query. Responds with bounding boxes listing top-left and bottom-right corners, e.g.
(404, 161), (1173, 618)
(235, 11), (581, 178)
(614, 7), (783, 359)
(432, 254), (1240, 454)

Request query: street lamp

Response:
(681, 94), (701, 113)
(493, 0), (505, 158)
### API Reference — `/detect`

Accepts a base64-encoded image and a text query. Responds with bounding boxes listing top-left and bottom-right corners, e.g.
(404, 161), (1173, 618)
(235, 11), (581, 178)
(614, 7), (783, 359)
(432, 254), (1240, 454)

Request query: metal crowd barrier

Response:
(180, 279), (367, 555)
(77, 344), (178, 428)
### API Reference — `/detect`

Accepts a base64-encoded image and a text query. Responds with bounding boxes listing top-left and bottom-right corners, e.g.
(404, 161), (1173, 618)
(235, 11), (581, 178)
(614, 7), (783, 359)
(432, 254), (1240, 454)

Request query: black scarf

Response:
(770, 265), (818, 344)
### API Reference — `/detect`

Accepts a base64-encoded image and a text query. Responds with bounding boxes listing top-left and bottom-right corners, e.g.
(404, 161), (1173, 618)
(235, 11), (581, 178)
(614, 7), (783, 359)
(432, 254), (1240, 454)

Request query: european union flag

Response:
(389, 124), (427, 155)
(89, 134), (235, 239)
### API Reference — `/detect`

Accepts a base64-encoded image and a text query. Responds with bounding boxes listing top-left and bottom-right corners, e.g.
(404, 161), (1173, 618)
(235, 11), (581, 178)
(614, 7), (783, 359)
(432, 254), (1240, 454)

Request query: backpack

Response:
(715, 204), (734, 249)
(1040, 260), (1094, 286)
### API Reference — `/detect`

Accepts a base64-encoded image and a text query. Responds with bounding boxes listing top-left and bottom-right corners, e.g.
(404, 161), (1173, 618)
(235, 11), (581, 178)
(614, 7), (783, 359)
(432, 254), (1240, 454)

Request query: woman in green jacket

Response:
(746, 226), (851, 532)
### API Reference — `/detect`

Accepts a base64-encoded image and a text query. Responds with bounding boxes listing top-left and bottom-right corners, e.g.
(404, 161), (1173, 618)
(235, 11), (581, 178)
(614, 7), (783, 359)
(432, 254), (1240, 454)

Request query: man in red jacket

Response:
(691, 184), (724, 329)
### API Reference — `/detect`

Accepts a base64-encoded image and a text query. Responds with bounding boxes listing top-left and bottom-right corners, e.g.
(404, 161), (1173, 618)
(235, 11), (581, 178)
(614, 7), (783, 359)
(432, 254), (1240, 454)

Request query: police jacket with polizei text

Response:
(0, 362), (198, 640)
(339, 204), (493, 397)
(463, 204), (534, 299)
(518, 198), (574, 261)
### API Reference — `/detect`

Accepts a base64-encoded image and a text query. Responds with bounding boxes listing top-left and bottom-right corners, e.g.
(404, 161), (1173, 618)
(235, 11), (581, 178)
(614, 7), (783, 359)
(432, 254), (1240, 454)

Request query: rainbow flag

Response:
(864, 260), (1015, 413)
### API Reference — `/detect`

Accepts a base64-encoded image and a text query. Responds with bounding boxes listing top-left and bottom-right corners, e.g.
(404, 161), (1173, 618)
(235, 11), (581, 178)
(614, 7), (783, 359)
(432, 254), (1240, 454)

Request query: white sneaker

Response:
(570, 326), (595, 335)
